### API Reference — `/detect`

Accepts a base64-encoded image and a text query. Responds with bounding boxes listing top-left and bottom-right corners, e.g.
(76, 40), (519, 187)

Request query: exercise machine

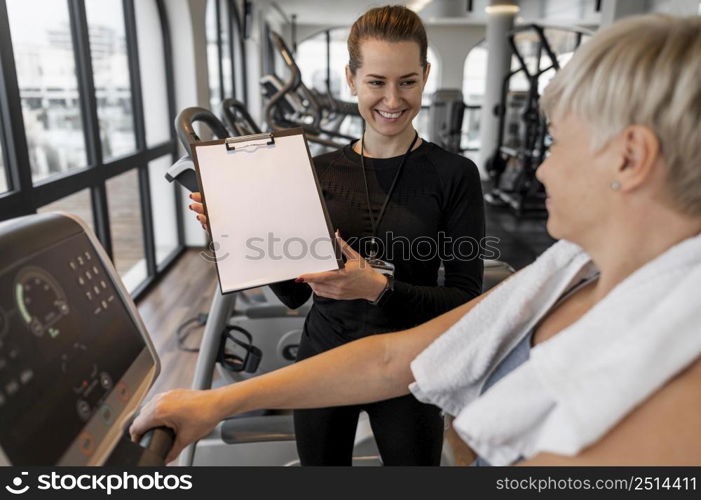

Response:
(221, 97), (263, 136)
(0, 213), (173, 465)
(427, 89), (465, 154)
(484, 24), (591, 214)
(262, 30), (361, 151)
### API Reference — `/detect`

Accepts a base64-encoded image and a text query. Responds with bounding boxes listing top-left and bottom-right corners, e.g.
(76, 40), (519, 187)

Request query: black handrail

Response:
(174, 107), (230, 157)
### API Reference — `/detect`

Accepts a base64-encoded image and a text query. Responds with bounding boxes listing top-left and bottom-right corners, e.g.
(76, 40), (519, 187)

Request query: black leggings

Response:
(293, 338), (444, 466)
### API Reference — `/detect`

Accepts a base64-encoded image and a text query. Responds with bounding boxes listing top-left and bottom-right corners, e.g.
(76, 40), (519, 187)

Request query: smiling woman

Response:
(348, 39), (426, 149)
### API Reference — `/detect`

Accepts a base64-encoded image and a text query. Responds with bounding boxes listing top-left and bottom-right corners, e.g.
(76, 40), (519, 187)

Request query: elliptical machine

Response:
(261, 30), (362, 152)
(427, 89), (465, 154)
(484, 24), (591, 214)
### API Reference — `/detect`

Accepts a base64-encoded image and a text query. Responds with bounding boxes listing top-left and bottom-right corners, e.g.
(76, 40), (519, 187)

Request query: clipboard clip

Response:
(225, 133), (275, 151)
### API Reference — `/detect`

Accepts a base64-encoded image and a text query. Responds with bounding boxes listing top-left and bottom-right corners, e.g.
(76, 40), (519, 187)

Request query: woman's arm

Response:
(130, 288), (494, 462)
(520, 356), (701, 466)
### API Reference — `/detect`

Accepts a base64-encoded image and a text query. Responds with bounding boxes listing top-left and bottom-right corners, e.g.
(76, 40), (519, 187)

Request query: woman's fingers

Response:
(129, 389), (221, 464)
(187, 193), (208, 231)
(336, 235), (362, 261)
(189, 202), (205, 215)
(129, 396), (166, 443)
(297, 271), (337, 283)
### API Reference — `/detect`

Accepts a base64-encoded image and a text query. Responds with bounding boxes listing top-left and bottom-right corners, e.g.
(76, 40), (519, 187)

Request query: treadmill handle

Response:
(139, 426), (176, 462)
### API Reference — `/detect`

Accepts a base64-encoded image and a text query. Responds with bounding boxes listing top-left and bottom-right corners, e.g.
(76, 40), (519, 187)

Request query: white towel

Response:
(409, 234), (701, 465)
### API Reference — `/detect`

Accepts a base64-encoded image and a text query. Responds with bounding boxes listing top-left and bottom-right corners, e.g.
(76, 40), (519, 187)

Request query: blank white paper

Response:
(194, 132), (339, 293)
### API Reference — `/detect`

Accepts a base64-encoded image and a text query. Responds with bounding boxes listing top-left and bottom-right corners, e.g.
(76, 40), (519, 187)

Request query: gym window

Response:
(206, 0), (247, 112)
(462, 40), (487, 152)
(0, 0), (182, 299)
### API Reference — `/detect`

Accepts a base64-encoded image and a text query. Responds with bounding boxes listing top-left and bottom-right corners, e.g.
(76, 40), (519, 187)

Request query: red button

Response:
(116, 382), (129, 402)
(78, 432), (95, 457)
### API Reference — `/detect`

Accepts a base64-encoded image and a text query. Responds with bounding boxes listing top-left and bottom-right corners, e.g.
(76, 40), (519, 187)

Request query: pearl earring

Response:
(610, 180), (621, 191)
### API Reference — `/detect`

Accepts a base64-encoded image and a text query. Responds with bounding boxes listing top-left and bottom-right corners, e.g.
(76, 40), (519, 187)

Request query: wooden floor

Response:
(137, 248), (218, 399)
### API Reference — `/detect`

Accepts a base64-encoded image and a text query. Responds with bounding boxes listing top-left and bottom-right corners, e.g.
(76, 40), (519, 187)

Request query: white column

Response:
(477, 1), (517, 178)
(600, 0), (652, 27)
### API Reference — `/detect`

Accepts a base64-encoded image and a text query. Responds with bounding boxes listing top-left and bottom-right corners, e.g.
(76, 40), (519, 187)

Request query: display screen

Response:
(0, 232), (146, 464)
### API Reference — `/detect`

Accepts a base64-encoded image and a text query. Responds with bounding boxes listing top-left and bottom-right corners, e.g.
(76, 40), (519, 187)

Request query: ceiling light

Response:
(485, 4), (520, 15)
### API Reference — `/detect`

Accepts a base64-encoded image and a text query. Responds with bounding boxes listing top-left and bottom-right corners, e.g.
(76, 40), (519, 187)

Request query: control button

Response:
(77, 256), (84, 266)
(100, 404), (114, 425)
(76, 399), (91, 421)
(100, 280), (107, 289)
(86, 291), (93, 301)
(92, 266), (99, 275)
(116, 382), (129, 402)
(19, 369), (33, 385)
(78, 276), (85, 286)
(78, 432), (95, 457)
(5, 380), (19, 396)
(93, 285), (100, 295)
(85, 271), (92, 280)
(99, 372), (113, 390)
(101, 300), (108, 309)
(84, 251), (92, 261)
(108, 295), (115, 303)
(69, 261), (77, 270)
(94, 307), (102, 315)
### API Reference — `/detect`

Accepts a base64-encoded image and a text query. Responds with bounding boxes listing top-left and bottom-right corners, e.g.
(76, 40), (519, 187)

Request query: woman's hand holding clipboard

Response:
(188, 192), (208, 231)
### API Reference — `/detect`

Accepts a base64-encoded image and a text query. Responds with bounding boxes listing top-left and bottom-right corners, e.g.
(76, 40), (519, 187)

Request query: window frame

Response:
(0, 0), (183, 300)
(209, 0), (247, 107)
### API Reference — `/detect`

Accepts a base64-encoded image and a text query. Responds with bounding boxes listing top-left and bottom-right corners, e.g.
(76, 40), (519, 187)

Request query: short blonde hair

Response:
(540, 14), (701, 217)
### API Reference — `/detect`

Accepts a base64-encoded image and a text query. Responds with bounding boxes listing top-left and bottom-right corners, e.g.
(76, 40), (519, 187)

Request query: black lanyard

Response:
(359, 129), (419, 259)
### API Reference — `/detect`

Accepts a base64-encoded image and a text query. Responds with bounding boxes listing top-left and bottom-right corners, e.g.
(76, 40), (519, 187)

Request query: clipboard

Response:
(192, 127), (342, 294)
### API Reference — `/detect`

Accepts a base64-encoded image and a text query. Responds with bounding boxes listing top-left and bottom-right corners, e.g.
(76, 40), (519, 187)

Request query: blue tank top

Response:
(472, 274), (598, 466)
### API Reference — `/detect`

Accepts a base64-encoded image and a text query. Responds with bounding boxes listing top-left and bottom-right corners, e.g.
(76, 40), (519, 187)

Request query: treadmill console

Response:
(0, 213), (159, 465)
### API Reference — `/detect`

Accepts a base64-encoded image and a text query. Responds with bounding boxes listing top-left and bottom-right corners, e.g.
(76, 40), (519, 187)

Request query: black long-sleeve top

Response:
(270, 140), (485, 354)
